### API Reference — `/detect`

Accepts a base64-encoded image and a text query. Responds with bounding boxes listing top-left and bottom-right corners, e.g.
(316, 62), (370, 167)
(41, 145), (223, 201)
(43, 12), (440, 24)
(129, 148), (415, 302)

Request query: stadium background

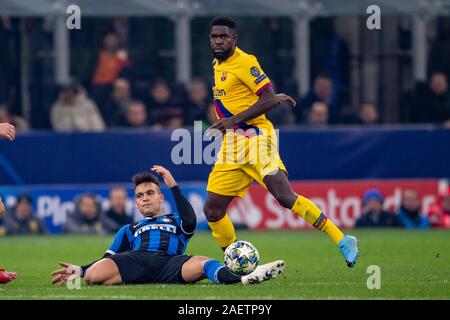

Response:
(0, 3), (449, 241)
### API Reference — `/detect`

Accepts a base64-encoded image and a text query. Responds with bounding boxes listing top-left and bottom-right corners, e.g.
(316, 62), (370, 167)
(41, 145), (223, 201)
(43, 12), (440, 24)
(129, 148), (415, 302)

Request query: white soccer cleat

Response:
(241, 260), (285, 285)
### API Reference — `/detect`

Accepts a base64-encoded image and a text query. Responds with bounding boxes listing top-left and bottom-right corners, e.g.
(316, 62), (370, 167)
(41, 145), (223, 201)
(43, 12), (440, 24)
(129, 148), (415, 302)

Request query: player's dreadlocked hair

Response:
(132, 172), (160, 190)
(209, 16), (237, 30)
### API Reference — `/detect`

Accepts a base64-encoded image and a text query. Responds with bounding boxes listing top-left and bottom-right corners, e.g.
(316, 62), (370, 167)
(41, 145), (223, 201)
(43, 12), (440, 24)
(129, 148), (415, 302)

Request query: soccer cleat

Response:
(338, 235), (359, 267)
(241, 260), (285, 285)
(0, 269), (17, 284)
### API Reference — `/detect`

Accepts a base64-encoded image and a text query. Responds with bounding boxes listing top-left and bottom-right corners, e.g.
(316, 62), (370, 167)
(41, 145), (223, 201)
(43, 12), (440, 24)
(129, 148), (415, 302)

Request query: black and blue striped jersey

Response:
(80, 185), (197, 276)
(106, 212), (194, 256)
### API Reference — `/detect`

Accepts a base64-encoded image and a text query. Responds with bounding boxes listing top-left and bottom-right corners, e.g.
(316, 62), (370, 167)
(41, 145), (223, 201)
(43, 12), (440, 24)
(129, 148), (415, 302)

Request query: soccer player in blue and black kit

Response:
(51, 165), (284, 286)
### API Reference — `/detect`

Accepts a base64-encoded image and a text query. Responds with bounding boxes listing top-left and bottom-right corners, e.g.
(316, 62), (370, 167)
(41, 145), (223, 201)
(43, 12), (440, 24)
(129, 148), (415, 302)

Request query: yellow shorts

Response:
(207, 131), (287, 198)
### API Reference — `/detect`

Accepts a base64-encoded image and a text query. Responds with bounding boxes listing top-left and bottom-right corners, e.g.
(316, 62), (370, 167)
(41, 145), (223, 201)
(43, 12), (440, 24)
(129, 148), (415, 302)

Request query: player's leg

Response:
(248, 132), (346, 245)
(263, 170), (359, 267)
(263, 170), (343, 239)
(181, 256), (284, 285)
(203, 192), (236, 250)
(180, 256), (213, 283)
(205, 164), (254, 250)
(84, 258), (122, 285)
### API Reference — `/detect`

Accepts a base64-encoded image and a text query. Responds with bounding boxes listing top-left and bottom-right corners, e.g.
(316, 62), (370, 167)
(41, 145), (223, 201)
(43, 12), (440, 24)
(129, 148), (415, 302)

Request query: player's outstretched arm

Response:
(151, 165), (196, 234)
(0, 123), (15, 141)
(51, 262), (82, 285)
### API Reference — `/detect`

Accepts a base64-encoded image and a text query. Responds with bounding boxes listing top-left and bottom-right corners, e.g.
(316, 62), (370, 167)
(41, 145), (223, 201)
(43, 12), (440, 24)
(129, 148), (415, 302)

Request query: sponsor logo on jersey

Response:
(213, 88), (226, 97)
(134, 224), (177, 236)
(254, 74), (267, 84)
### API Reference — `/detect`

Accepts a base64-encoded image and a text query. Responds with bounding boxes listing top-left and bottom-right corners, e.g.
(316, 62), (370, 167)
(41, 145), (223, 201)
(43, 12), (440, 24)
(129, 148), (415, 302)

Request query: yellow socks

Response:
(291, 195), (344, 244)
(207, 196), (344, 248)
(208, 214), (237, 249)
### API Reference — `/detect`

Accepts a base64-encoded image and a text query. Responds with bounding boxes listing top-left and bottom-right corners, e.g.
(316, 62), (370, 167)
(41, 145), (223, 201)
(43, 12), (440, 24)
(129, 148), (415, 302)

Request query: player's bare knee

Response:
(203, 203), (225, 222)
(84, 269), (100, 285)
(195, 256), (211, 266)
(273, 193), (296, 209)
(84, 274), (94, 285)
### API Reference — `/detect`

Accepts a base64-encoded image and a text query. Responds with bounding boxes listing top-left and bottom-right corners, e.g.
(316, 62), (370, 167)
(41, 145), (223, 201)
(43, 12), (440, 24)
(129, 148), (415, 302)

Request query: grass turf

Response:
(0, 229), (449, 300)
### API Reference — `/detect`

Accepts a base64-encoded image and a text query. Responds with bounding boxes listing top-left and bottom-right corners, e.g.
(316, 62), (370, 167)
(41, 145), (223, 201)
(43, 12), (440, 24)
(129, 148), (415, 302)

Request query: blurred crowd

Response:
(1, 186), (450, 236)
(1, 17), (450, 132)
(0, 187), (133, 236)
(354, 187), (450, 229)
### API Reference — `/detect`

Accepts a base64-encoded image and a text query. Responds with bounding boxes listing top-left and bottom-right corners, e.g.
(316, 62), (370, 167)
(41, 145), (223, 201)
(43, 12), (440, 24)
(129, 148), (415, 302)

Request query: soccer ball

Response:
(224, 241), (260, 275)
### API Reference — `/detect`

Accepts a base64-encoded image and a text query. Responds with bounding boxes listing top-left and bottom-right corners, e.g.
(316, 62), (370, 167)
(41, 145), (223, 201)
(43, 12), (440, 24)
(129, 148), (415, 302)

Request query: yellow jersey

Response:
(212, 47), (273, 134)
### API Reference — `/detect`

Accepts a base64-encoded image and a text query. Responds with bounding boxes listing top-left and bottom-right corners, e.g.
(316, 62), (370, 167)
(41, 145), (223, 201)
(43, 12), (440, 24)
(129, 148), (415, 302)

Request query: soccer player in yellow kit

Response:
(203, 17), (359, 267)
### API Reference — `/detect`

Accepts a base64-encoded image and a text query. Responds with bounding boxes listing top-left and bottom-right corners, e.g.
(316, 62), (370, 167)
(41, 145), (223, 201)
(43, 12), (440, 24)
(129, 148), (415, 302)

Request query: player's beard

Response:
(212, 47), (233, 61)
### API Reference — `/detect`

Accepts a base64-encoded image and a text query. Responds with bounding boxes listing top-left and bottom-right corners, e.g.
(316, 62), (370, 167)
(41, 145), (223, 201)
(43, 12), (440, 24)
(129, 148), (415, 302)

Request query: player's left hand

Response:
(151, 165), (177, 188)
(51, 262), (82, 285)
(275, 93), (296, 107)
(207, 117), (235, 135)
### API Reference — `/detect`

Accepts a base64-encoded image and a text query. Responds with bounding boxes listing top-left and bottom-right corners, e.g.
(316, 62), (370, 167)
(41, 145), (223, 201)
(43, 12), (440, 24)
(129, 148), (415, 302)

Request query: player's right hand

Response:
(51, 262), (82, 285)
(275, 93), (296, 107)
(0, 123), (15, 141)
(151, 165), (178, 188)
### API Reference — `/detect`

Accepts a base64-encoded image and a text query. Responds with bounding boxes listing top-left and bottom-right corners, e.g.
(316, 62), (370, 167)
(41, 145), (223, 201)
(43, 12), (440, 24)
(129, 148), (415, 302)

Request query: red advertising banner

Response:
(227, 180), (440, 230)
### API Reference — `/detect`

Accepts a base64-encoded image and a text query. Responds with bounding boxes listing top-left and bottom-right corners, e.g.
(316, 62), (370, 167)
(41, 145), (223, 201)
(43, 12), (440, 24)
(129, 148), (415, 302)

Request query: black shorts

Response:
(108, 251), (192, 284)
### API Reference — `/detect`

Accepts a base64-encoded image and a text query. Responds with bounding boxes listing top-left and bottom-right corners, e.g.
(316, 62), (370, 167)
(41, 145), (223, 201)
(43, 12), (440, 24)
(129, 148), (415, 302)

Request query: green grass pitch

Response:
(0, 229), (449, 300)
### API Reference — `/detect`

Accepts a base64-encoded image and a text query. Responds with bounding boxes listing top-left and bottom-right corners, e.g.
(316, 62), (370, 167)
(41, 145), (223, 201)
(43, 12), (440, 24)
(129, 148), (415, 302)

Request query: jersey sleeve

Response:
(234, 55), (272, 95)
(170, 185), (196, 236)
(106, 224), (133, 255)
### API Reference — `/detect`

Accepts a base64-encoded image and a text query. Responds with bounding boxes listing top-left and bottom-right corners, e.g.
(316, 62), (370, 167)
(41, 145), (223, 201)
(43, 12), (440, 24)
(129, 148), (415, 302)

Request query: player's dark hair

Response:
(210, 16), (237, 30)
(132, 173), (160, 189)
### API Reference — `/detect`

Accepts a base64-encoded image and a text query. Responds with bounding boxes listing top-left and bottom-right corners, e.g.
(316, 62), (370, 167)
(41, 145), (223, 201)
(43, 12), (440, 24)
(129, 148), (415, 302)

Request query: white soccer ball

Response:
(224, 240), (260, 275)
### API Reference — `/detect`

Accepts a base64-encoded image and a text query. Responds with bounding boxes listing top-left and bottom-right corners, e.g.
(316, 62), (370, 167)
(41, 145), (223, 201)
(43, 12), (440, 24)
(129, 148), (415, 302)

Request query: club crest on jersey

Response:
(250, 66), (260, 77)
(221, 72), (228, 81)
